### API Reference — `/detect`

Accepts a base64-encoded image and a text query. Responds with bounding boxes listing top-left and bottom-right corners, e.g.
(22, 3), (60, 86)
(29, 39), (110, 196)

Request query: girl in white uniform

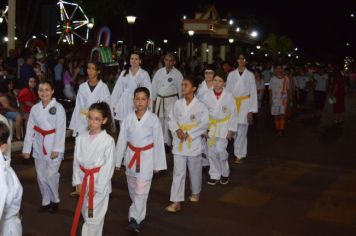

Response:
(111, 52), (152, 124)
(0, 122), (23, 236)
(166, 76), (209, 213)
(69, 61), (111, 137)
(200, 72), (237, 185)
(23, 80), (66, 213)
(116, 87), (167, 233)
(71, 102), (116, 236)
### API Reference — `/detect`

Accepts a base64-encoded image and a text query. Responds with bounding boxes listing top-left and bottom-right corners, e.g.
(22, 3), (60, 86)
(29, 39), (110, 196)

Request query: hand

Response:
(50, 152), (59, 160)
(176, 129), (184, 141)
(76, 184), (82, 194)
(247, 112), (254, 125)
(226, 131), (233, 141)
(183, 132), (190, 141)
(22, 153), (31, 159)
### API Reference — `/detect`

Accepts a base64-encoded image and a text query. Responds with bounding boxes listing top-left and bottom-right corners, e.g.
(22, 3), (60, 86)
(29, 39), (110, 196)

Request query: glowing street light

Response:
(0, 17), (3, 23)
(288, 53), (292, 57)
(256, 45), (261, 50)
(183, 15), (187, 20)
(126, 15), (136, 24)
(250, 31), (258, 38)
(163, 39), (168, 44)
(264, 53), (268, 57)
(188, 30), (195, 36)
(295, 47), (298, 51)
(229, 19), (234, 25)
(351, 13), (355, 18)
(250, 51), (254, 55)
(229, 38), (234, 44)
(235, 27), (240, 32)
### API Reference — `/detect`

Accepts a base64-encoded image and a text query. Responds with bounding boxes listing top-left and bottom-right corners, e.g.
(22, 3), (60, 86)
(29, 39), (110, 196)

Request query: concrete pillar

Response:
(219, 45), (226, 61)
(187, 42), (191, 57)
(208, 45), (213, 64)
(7, 0), (16, 55)
(201, 43), (207, 63)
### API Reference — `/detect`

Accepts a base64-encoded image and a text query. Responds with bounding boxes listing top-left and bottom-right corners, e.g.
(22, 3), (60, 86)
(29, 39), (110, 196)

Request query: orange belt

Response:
(70, 165), (101, 236)
(128, 143), (154, 173)
(33, 126), (56, 155)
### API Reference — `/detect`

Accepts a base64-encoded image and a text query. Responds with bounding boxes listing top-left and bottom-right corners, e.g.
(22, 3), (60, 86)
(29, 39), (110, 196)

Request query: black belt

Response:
(157, 93), (178, 117)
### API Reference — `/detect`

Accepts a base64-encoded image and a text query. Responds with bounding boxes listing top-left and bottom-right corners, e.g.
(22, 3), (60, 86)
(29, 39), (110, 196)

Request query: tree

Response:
(263, 33), (295, 59)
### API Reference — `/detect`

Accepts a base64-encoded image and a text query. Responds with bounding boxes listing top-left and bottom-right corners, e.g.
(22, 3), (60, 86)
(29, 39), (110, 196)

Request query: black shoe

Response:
(38, 204), (51, 212)
(127, 218), (140, 233)
(220, 176), (229, 185)
(207, 178), (220, 186)
(48, 202), (59, 214)
(164, 144), (171, 153)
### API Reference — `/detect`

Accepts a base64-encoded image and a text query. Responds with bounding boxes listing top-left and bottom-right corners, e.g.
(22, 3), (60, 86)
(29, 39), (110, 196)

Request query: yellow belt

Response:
(80, 108), (88, 117)
(178, 122), (198, 152)
(235, 95), (250, 114)
(208, 115), (231, 146)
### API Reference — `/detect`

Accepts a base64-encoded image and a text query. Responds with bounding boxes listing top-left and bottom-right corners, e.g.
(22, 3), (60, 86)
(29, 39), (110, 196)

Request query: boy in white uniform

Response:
(0, 122), (23, 236)
(23, 80), (66, 213)
(116, 87), (167, 232)
(166, 76), (209, 212)
(200, 71), (237, 185)
(226, 54), (258, 163)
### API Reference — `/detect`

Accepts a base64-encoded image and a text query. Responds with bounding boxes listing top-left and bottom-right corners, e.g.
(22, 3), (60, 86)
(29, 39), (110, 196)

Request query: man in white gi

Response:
(152, 52), (183, 147)
(226, 54), (258, 163)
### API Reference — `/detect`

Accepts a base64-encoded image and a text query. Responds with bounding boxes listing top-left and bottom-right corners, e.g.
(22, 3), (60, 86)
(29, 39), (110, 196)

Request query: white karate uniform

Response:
(200, 89), (237, 179)
(23, 98), (66, 206)
(0, 115), (11, 159)
(69, 80), (111, 136)
(196, 80), (213, 100)
(226, 69), (258, 159)
(168, 97), (209, 202)
(72, 130), (116, 236)
(152, 67), (183, 145)
(111, 68), (152, 122)
(116, 111), (166, 224)
(0, 151), (23, 236)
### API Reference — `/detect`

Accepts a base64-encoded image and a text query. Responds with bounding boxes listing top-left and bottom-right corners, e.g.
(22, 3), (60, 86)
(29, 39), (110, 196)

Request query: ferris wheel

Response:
(56, 0), (90, 45)
(0, 5), (8, 23)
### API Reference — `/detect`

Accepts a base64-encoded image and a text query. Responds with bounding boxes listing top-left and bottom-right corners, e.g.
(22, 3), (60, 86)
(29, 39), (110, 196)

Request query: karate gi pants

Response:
(34, 158), (62, 206)
(170, 154), (202, 202)
(234, 124), (248, 159)
(159, 117), (171, 146)
(81, 192), (109, 236)
(201, 137), (210, 167)
(127, 176), (152, 224)
(0, 215), (22, 236)
(207, 138), (230, 179)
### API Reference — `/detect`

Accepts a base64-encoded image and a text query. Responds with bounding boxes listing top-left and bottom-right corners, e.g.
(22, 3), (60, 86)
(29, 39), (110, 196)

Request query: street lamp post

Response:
(188, 30), (194, 57)
(126, 15), (136, 54)
(7, 0), (15, 55)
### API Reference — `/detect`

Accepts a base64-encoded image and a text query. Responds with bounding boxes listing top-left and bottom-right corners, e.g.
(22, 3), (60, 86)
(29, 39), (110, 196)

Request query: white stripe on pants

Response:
(234, 124), (249, 159)
(170, 154), (202, 202)
(34, 158), (62, 206)
(207, 138), (230, 179)
(159, 117), (171, 146)
(81, 192), (109, 236)
(127, 176), (152, 224)
(0, 216), (22, 236)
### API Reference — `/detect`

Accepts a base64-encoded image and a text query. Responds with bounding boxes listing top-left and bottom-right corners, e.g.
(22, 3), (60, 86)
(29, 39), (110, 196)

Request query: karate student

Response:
(226, 54), (258, 164)
(166, 76), (209, 213)
(69, 61), (111, 137)
(71, 102), (116, 236)
(0, 122), (23, 236)
(152, 52), (183, 147)
(200, 71), (237, 185)
(111, 52), (152, 125)
(269, 64), (291, 136)
(116, 87), (167, 233)
(22, 80), (66, 213)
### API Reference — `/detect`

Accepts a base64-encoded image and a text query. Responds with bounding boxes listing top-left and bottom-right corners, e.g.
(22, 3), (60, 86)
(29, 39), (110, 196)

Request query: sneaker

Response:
(48, 202), (59, 214)
(188, 194), (200, 202)
(220, 176), (229, 185)
(127, 218), (140, 233)
(38, 204), (51, 213)
(165, 203), (181, 213)
(207, 178), (220, 186)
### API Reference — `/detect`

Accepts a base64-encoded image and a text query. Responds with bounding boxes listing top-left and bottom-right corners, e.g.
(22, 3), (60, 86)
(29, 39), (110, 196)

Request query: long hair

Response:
(88, 102), (114, 137)
(124, 51), (142, 77)
(88, 60), (103, 80)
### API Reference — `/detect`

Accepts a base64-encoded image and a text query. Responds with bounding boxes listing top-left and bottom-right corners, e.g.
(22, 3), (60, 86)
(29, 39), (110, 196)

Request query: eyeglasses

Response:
(87, 116), (104, 123)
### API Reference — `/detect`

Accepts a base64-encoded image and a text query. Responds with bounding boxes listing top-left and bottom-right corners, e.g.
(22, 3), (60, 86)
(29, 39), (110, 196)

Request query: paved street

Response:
(11, 94), (356, 236)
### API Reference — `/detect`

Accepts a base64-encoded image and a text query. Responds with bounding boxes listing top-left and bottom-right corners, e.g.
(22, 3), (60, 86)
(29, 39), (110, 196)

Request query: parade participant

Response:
(71, 102), (116, 236)
(116, 87), (166, 232)
(269, 64), (291, 135)
(313, 66), (329, 118)
(22, 80), (66, 213)
(293, 67), (309, 110)
(200, 71), (237, 185)
(226, 54), (258, 163)
(0, 122), (23, 236)
(152, 52), (183, 147)
(69, 61), (111, 137)
(166, 76), (209, 213)
(111, 52), (152, 125)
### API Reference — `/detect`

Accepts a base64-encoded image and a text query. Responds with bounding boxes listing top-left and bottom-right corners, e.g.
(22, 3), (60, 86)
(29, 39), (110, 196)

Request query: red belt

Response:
(33, 126), (56, 155)
(128, 143), (154, 173)
(70, 165), (101, 236)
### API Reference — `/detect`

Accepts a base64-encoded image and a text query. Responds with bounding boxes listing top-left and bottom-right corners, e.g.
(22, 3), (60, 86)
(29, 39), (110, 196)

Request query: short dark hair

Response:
(38, 79), (54, 90)
(0, 121), (10, 145)
(134, 87), (150, 98)
(203, 64), (216, 72)
(214, 70), (227, 82)
(183, 75), (199, 89)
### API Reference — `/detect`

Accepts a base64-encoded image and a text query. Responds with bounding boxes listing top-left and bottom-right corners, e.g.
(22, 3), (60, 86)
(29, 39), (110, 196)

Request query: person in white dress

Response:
(226, 54), (258, 163)
(0, 122), (23, 236)
(22, 80), (66, 213)
(166, 76), (209, 213)
(71, 102), (116, 236)
(116, 87), (167, 233)
(111, 52), (152, 125)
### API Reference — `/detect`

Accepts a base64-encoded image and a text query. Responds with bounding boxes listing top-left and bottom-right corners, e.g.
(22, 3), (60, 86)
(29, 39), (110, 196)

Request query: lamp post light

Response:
(235, 27), (240, 32)
(188, 30), (194, 56)
(229, 38), (234, 44)
(250, 30), (258, 38)
(163, 39), (168, 44)
(126, 15), (136, 54)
